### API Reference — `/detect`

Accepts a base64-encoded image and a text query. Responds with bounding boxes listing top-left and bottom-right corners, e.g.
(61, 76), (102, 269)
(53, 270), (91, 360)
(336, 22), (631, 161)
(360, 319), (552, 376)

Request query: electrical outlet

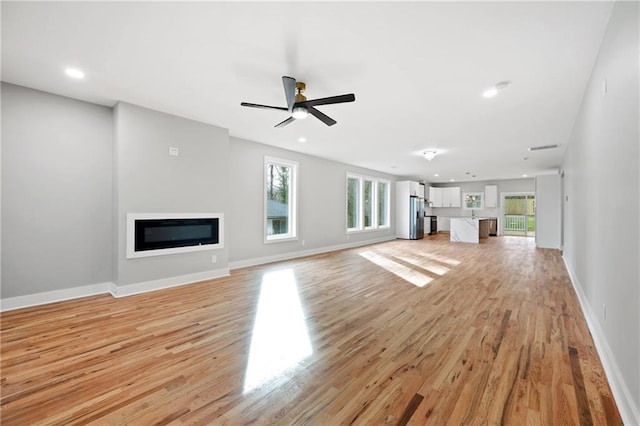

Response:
(211, 255), (217, 263)
(603, 303), (607, 320)
(301, 240), (305, 246)
(602, 79), (607, 95)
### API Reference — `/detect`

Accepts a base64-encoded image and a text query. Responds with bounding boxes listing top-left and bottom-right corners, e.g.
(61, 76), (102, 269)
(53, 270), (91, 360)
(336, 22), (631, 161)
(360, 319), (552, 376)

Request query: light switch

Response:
(169, 147), (179, 157)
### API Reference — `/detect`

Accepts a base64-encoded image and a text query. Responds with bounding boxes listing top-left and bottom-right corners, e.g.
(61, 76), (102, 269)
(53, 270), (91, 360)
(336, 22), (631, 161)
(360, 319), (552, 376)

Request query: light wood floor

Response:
(1, 235), (622, 425)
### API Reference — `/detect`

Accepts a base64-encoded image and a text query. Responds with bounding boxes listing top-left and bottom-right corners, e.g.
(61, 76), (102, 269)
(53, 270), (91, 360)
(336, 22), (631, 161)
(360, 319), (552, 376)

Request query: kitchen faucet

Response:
(471, 209), (476, 218)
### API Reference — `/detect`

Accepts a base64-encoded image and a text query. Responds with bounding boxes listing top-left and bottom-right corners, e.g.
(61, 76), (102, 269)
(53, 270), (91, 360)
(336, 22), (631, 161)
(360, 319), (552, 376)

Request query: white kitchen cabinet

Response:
(442, 187), (461, 207)
(429, 187), (443, 207)
(409, 181), (421, 197)
(485, 185), (498, 208)
(398, 180), (422, 197)
(429, 186), (460, 207)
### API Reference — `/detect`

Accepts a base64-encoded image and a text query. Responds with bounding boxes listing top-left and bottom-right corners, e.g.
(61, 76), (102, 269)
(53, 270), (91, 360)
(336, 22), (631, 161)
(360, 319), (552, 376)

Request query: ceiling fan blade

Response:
(241, 102), (288, 111)
(275, 116), (296, 128)
(308, 107), (337, 126)
(297, 93), (355, 108)
(282, 76), (296, 112)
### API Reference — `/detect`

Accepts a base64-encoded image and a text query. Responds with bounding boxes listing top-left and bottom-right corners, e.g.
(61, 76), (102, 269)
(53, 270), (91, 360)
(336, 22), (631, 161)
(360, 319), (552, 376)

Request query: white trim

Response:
(499, 192), (535, 237)
(264, 156), (298, 243)
(229, 235), (396, 270)
(0, 282), (113, 312)
(563, 257), (640, 426)
(111, 268), (230, 298)
(462, 192), (484, 210)
(126, 212), (224, 259)
(346, 173), (391, 233)
(1, 267), (231, 311)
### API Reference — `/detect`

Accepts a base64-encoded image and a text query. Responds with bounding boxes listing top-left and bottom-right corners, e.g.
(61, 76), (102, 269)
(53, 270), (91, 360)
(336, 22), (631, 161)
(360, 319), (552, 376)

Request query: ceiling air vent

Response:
(528, 144), (559, 152)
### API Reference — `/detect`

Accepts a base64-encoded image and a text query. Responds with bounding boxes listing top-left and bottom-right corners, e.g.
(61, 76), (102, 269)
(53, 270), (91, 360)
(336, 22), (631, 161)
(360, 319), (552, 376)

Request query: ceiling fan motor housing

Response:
(295, 82), (307, 103)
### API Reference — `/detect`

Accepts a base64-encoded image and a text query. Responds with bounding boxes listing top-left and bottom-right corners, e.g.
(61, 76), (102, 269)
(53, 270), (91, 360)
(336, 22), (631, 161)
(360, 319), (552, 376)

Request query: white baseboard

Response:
(228, 235), (397, 270)
(0, 282), (113, 312)
(563, 256), (640, 426)
(111, 267), (230, 298)
(1, 268), (230, 311)
(1, 236), (395, 311)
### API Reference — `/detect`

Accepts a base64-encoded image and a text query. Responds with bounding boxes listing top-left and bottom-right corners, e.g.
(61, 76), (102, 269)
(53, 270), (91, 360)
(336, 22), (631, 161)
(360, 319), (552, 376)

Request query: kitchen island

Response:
(450, 217), (491, 243)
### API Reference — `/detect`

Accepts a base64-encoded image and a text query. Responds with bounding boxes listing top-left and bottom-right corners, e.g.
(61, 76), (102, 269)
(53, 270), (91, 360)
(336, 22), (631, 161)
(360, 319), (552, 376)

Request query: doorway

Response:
(503, 194), (536, 237)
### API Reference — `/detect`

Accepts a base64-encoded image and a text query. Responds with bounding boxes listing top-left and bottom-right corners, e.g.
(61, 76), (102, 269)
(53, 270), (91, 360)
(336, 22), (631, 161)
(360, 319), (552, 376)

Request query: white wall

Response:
(535, 174), (561, 249)
(1, 83), (113, 299)
(562, 2), (639, 423)
(113, 102), (230, 288)
(227, 137), (396, 266)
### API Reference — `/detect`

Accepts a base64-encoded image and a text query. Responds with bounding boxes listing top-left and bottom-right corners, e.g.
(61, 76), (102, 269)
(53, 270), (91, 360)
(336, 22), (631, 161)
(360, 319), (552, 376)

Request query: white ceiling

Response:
(1, 1), (613, 183)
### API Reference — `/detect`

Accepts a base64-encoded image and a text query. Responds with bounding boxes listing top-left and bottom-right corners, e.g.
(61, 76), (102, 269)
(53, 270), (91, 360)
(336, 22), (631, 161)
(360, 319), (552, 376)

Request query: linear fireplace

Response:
(126, 213), (224, 259)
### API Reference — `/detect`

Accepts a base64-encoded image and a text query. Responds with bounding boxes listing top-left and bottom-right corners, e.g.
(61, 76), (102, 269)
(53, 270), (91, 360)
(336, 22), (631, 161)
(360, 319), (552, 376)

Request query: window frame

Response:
(377, 180), (390, 228)
(346, 173), (391, 233)
(462, 192), (484, 210)
(264, 156), (298, 243)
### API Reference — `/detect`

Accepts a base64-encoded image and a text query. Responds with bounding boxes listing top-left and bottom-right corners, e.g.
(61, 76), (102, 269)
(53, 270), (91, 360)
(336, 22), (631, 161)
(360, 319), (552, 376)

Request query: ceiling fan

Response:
(241, 76), (355, 128)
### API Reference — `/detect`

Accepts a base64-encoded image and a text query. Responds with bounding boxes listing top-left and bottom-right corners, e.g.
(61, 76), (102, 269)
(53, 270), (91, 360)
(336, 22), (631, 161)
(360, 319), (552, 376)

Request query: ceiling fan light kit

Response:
(292, 106), (308, 119)
(241, 76), (355, 128)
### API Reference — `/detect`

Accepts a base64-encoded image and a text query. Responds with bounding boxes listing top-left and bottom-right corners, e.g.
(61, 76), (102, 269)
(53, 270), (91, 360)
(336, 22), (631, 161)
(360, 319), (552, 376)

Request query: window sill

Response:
(347, 226), (390, 234)
(264, 235), (298, 244)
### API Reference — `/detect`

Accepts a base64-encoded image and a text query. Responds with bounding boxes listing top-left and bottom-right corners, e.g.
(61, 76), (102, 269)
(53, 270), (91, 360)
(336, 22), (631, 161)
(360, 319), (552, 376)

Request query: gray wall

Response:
(426, 178), (534, 219)
(0, 85), (398, 302)
(228, 137), (396, 265)
(114, 102), (230, 286)
(562, 1), (639, 422)
(535, 174), (561, 249)
(1, 83), (113, 298)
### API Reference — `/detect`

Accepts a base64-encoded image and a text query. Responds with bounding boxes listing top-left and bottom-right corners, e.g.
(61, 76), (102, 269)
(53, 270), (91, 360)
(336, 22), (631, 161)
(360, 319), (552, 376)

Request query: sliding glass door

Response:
(503, 195), (535, 237)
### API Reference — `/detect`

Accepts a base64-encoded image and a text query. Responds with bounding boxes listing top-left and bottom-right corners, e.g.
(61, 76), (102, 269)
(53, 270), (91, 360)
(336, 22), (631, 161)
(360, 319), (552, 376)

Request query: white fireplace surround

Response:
(126, 212), (224, 259)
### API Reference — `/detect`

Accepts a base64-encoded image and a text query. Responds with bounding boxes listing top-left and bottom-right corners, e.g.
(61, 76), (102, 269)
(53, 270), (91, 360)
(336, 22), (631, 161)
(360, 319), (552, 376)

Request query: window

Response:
(463, 192), (484, 209)
(377, 181), (389, 227)
(364, 180), (374, 228)
(347, 177), (360, 231)
(346, 174), (390, 232)
(265, 157), (298, 242)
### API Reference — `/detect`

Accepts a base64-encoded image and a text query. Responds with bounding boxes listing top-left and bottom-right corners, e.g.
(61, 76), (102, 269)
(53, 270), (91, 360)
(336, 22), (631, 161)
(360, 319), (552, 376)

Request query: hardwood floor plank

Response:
(1, 235), (623, 424)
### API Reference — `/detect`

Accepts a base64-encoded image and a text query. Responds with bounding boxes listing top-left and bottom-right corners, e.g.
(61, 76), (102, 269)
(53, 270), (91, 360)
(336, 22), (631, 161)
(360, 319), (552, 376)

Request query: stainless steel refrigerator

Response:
(409, 196), (424, 239)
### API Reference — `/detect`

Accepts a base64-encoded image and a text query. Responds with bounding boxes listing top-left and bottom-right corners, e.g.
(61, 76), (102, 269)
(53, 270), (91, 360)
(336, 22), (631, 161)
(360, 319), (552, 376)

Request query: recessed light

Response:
(522, 174), (528, 177)
(434, 174), (439, 177)
(450, 179), (455, 182)
(482, 88), (498, 98)
(483, 80), (510, 98)
(297, 137), (307, 143)
(390, 165), (397, 169)
(65, 67), (85, 79)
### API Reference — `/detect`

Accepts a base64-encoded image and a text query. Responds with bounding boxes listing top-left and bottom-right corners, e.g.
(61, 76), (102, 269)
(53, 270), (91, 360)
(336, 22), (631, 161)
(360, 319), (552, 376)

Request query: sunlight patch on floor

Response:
(243, 269), (313, 393)
(395, 255), (450, 276)
(359, 251), (433, 287)
(418, 252), (461, 266)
